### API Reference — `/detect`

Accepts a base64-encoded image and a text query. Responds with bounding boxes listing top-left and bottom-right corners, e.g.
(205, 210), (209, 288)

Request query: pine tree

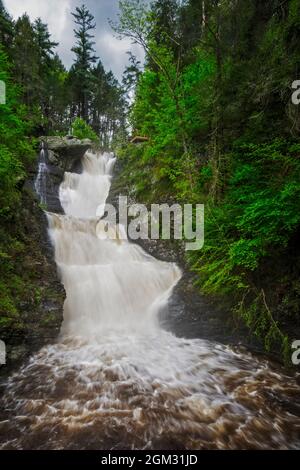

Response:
(13, 14), (41, 109)
(0, 0), (14, 53)
(45, 54), (69, 132)
(71, 4), (98, 120)
(34, 18), (58, 66)
(90, 60), (107, 134)
(32, 18), (59, 128)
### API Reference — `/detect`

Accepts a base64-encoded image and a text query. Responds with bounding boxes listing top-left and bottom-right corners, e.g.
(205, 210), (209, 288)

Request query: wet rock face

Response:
(42, 136), (92, 172)
(36, 160), (64, 214)
(36, 136), (92, 213)
(0, 189), (65, 379)
(0, 136), (92, 377)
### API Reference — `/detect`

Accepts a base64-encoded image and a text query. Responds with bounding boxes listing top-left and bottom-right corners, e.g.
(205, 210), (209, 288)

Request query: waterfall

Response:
(1, 151), (300, 450)
(49, 151), (181, 337)
(35, 141), (48, 205)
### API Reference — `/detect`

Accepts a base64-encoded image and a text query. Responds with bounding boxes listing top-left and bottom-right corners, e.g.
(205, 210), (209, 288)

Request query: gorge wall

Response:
(0, 136), (91, 376)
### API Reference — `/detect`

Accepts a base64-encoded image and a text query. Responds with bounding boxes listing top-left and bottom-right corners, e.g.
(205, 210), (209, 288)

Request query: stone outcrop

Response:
(0, 188), (65, 378)
(36, 136), (92, 213)
(41, 136), (92, 172)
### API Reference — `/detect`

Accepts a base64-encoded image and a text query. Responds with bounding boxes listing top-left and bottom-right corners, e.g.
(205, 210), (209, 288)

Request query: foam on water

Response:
(1, 151), (299, 450)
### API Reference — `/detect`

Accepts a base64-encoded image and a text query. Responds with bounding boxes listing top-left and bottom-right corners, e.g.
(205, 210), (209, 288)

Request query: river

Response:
(0, 151), (299, 450)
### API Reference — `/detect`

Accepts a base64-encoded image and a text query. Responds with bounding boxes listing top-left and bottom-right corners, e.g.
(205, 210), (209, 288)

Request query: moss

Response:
(0, 185), (64, 352)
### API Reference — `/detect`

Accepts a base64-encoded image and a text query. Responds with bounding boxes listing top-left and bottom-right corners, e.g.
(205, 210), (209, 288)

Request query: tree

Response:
(13, 14), (41, 110)
(0, 46), (34, 218)
(112, 0), (190, 153)
(150, 0), (179, 54)
(71, 4), (98, 120)
(90, 60), (107, 134)
(12, 14), (64, 133)
(179, 0), (206, 60)
(32, 18), (59, 129)
(122, 51), (142, 99)
(34, 18), (58, 66)
(45, 54), (69, 132)
(90, 64), (126, 148)
(0, 0), (14, 53)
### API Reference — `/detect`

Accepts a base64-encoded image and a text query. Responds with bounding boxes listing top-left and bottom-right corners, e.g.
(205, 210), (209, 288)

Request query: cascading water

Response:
(0, 151), (300, 450)
(50, 152), (179, 338)
(35, 141), (48, 205)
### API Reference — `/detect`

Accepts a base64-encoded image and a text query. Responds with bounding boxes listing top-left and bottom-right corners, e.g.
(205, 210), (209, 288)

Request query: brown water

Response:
(0, 152), (299, 450)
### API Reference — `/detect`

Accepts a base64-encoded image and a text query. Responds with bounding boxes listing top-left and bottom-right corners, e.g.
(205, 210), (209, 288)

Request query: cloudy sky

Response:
(4, 0), (145, 82)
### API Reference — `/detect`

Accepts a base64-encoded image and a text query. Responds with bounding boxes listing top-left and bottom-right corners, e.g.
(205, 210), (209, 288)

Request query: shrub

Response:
(72, 117), (98, 142)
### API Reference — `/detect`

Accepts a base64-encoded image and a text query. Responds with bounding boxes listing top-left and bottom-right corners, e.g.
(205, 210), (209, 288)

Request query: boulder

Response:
(40, 136), (92, 172)
(34, 135), (93, 213)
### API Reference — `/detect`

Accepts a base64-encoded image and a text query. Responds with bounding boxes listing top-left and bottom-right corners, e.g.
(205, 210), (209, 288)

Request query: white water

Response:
(35, 141), (48, 204)
(1, 152), (300, 450)
(50, 151), (181, 338)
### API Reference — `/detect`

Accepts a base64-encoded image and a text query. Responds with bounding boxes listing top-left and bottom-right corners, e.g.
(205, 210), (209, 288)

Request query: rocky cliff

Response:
(0, 136), (91, 377)
(36, 136), (92, 213)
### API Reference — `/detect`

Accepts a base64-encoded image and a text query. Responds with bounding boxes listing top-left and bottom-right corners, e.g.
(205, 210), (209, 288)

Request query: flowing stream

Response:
(0, 152), (300, 450)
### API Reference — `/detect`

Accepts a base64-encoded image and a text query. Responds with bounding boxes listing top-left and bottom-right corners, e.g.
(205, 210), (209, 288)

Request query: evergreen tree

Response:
(45, 54), (69, 132)
(71, 4), (98, 120)
(0, 0), (14, 53)
(90, 63), (126, 148)
(179, 0), (206, 58)
(13, 14), (41, 110)
(90, 60), (107, 134)
(34, 18), (58, 66)
(33, 18), (59, 129)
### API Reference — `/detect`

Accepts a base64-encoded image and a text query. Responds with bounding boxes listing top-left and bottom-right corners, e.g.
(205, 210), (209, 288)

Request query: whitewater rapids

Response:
(0, 151), (299, 450)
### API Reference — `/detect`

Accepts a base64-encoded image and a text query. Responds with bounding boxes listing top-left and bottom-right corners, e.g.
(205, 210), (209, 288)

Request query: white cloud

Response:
(5, 0), (71, 40)
(4, 0), (144, 81)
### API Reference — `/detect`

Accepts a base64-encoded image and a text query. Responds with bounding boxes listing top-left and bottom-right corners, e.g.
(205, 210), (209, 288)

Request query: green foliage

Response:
(234, 290), (290, 362)
(70, 5), (98, 121)
(116, 0), (300, 361)
(0, 1), (125, 138)
(128, 47), (215, 200)
(0, 1), (124, 335)
(0, 46), (36, 326)
(72, 117), (98, 142)
(190, 141), (300, 285)
(0, 47), (35, 215)
(0, 0), (14, 51)
(229, 141), (300, 251)
(188, 141), (300, 355)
